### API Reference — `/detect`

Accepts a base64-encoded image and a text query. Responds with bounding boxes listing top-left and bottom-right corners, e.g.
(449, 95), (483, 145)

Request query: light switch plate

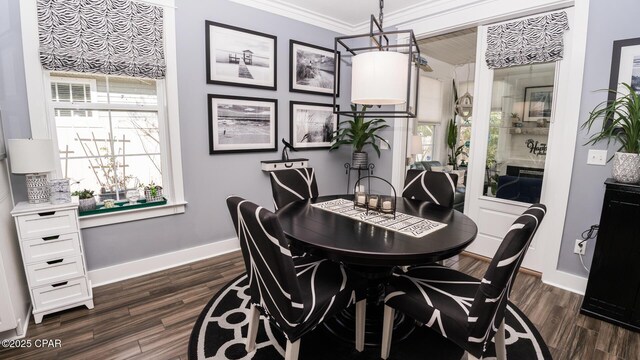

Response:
(587, 149), (607, 165)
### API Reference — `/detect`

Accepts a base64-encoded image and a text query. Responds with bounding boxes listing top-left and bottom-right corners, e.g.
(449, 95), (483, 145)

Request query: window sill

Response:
(79, 201), (187, 229)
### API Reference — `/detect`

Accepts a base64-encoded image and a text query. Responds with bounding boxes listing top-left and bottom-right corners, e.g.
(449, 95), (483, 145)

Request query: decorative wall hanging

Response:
(37, 0), (166, 79)
(290, 40), (340, 96)
(485, 11), (569, 69)
(606, 37), (640, 114)
(205, 21), (277, 90)
(290, 101), (339, 150)
(208, 94), (277, 154)
(523, 86), (553, 123)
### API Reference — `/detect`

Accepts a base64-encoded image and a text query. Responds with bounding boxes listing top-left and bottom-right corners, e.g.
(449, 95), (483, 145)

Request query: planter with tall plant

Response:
(330, 105), (390, 169)
(583, 83), (640, 183)
(445, 118), (467, 170)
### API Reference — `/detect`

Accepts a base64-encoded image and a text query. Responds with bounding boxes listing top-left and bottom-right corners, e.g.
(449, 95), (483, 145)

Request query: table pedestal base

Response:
(323, 265), (415, 346)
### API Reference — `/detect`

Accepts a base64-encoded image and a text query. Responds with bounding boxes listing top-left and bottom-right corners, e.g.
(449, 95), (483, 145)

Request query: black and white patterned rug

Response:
(189, 274), (551, 359)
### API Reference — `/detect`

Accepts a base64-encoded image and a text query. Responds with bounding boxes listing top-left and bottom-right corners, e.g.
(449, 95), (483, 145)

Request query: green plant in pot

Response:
(583, 83), (640, 183)
(143, 182), (164, 202)
(72, 189), (96, 212)
(446, 118), (467, 170)
(330, 104), (390, 169)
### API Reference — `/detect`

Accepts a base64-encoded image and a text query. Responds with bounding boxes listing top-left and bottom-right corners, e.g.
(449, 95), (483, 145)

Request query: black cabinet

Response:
(581, 179), (640, 331)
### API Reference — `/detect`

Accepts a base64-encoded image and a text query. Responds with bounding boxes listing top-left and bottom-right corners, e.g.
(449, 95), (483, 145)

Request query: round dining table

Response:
(276, 194), (478, 345)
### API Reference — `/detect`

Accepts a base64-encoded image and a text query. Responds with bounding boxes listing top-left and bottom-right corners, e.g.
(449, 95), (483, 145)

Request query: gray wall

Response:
(0, 0), (394, 270)
(557, 0), (640, 276)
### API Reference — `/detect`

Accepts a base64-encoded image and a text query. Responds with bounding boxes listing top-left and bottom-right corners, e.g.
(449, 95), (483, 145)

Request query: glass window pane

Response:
(50, 72), (105, 103)
(483, 63), (554, 203)
(107, 76), (157, 106)
(110, 111), (161, 155)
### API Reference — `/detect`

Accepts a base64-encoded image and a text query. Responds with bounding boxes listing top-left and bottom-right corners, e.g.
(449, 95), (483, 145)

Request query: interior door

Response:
(464, 10), (573, 272)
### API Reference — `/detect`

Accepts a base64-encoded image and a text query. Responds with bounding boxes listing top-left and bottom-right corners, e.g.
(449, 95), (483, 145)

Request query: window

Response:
(414, 123), (436, 162)
(47, 72), (163, 202)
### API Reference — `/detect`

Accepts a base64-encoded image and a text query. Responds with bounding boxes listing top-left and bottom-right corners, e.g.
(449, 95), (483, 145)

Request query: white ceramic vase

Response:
(612, 152), (640, 184)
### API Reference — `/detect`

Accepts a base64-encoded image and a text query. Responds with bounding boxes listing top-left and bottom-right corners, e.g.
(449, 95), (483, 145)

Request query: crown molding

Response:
(228, 0), (355, 35)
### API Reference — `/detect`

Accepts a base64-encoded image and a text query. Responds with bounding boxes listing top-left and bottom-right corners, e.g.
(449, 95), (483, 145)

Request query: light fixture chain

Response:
(379, 0), (384, 29)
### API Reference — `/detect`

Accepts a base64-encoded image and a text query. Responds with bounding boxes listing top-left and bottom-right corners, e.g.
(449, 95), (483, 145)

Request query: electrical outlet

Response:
(574, 239), (587, 255)
(587, 149), (607, 165)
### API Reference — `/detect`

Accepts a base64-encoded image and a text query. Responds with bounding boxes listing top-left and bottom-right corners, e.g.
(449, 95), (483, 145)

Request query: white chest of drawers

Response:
(11, 201), (93, 324)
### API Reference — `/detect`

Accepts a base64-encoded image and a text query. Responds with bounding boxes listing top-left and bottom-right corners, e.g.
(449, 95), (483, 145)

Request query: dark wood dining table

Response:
(276, 194), (478, 345)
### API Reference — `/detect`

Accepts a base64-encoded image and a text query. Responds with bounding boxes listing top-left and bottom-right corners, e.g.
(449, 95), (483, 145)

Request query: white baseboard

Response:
(542, 269), (588, 295)
(88, 238), (240, 288)
(0, 305), (32, 341)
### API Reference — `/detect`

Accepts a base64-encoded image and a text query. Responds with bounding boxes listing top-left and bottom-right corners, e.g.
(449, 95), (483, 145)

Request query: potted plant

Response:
(143, 182), (164, 202)
(446, 119), (467, 170)
(330, 104), (390, 169)
(72, 189), (96, 212)
(583, 83), (640, 183)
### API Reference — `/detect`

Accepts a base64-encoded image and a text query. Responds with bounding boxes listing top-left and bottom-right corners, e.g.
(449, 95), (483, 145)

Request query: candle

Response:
(382, 200), (392, 210)
(369, 197), (378, 208)
(357, 195), (366, 204)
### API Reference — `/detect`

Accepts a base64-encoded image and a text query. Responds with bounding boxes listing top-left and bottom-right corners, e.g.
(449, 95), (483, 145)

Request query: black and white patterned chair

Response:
(381, 204), (546, 360)
(402, 169), (458, 209)
(269, 168), (319, 210)
(226, 196), (367, 360)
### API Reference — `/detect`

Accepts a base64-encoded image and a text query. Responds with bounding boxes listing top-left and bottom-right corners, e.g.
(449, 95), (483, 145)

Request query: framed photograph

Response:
(289, 40), (340, 96)
(208, 94), (278, 154)
(523, 86), (554, 122)
(205, 21), (277, 90)
(608, 38), (640, 106)
(290, 101), (339, 150)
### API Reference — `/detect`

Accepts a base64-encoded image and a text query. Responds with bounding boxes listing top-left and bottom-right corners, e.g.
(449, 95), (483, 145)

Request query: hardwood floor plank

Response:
(1, 250), (639, 360)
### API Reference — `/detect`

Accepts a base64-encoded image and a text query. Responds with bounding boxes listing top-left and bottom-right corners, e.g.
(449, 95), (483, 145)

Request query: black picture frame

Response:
(208, 94), (278, 154)
(523, 86), (554, 123)
(289, 101), (339, 150)
(205, 21), (277, 90)
(607, 37), (640, 111)
(289, 40), (340, 97)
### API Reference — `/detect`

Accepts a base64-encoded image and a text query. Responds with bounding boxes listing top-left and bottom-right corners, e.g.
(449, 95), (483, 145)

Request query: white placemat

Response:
(311, 198), (447, 238)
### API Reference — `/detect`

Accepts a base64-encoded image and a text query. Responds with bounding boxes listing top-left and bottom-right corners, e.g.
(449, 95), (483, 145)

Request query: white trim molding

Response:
(89, 237), (240, 287)
(228, 0), (354, 34)
(79, 201), (187, 229)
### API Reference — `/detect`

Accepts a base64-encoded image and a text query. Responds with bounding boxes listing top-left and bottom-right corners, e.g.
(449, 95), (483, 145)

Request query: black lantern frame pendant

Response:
(333, 0), (421, 118)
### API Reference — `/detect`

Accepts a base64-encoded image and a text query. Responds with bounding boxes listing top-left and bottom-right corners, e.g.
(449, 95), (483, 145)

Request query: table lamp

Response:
(7, 139), (55, 204)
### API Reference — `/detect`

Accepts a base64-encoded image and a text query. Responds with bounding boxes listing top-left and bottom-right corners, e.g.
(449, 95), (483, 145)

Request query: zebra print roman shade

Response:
(485, 11), (569, 69)
(37, 0), (166, 79)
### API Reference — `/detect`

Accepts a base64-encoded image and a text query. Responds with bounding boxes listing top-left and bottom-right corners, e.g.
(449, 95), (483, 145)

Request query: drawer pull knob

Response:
(51, 281), (68, 288)
(38, 211), (56, 217)
(284, 162), (294, 168)
(46, 259), (64, 265)
(42, 235), (60, 241)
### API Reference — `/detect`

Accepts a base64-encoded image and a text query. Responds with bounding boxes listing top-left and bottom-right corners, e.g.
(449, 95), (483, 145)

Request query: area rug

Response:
(189, 274), (552, 359)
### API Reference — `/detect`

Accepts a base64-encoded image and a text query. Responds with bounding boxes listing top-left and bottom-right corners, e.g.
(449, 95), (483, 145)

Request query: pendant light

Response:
(455, 62), (473, 121)
(333, 0), (424, 118)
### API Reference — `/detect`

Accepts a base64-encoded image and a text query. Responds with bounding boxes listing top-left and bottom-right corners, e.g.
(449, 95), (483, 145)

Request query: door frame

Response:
(391, 0), (591, 294)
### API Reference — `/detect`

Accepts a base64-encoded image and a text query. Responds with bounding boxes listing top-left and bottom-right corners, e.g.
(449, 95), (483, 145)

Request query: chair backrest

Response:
(402, 169), (458, 208)
(226, 196), (304, 329)
(467, 204), (546, 356)
(269, 168), (319, 210)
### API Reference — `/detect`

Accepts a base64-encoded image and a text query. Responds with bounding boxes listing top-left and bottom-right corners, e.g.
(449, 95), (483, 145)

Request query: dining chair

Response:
(402, 169), (458, 209)
(269, 168), (319, 210)
(226, 196), (367, 360)
(380, 204), (546, 360)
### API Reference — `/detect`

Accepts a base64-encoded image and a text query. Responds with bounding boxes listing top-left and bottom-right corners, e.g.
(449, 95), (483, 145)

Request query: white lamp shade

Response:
(411, 135), (423, 155)
(7, 139), (55, 174)
(351, 51), (409, 105)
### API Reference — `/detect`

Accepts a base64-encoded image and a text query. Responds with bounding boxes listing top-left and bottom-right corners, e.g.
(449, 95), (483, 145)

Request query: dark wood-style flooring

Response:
(1, 251), (638, 360)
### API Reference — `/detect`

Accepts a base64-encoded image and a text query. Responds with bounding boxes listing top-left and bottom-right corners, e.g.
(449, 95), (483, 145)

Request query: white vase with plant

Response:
(583, 83), (640, 183)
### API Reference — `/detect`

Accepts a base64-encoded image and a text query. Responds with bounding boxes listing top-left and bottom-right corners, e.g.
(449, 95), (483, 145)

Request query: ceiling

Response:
(417, 28), (477, 66)
(276, 0), (428, 26)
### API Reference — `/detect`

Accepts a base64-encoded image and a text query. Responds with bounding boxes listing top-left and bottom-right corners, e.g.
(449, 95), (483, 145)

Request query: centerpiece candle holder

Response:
(353, 175), (397, 218)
